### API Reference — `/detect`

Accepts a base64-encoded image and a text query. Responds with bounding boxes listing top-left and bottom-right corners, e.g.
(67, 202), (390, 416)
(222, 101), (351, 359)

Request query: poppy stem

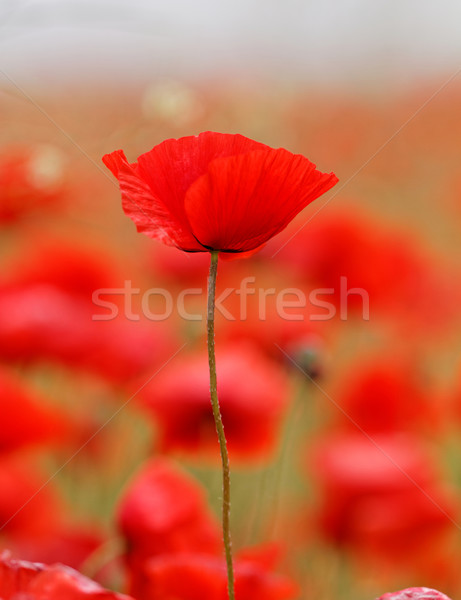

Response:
(207, 249), (235, 600)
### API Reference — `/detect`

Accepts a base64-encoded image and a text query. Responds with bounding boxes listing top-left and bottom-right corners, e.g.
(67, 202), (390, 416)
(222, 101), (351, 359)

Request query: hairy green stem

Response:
(207, 250), (235, 600)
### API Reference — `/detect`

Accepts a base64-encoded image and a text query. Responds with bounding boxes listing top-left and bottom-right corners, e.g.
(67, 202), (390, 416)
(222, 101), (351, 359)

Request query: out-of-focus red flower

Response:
(0, 456), (63, 538)
(137, 345), (291, 461)
(117, 457), (221, 597)
(8, 526), (105, 573)
(117, 460), (298, 599)
(308, 433), (457, 560)
(331, 357), (438, 434)
(0, 368), (72, 453)
(0, 237), (178, 382)
(0, 552), (133, 599)
(274, 209), (384, 310)
(0, 145), (66, 224)
(274, 209), (460, 331)
(138, 552), (299, 600)
(3, 238), (122, 299)
(0, 239), (177, 382)
(117, 458), (221, 559)
(103, 132), (337, 254)
(0, 284), (173, 381)
(377, 588), (452, 600)
(0, 457), (105, 571)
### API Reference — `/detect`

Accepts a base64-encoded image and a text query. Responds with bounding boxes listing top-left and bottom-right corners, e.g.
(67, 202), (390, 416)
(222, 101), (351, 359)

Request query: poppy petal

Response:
(102, 149), (129, 178)
(184, 147), (338, 252)
(219, 244), (265, 261)
(103, 150), (202, 251)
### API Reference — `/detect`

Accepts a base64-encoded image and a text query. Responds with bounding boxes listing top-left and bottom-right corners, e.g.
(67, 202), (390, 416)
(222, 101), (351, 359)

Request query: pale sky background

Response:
(1, 0), (461, 88)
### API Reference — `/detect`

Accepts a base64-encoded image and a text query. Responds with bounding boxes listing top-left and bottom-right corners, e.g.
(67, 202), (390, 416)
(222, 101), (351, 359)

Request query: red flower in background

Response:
(8, 527), (105, 574)
(331, 356), (438, 434)
(307, 433), (457, 565)
(0, 457), (63, 538)
(137, 345), (291, 461)
(0, 239), (177, 382)
(103, 132), (337, 254)
(378, 589), (452, 600)
(117, 458), (221, 560)
(138, 553), (299, 600)
(0, 145), (66, 223)
(0, 368), (72, 454)
(117, 458), (221, 596)
(116, 459), (297, 600)
(0, 456), (105, 571)
(274, 208), (460, 331)
(0, 552), (133, 599)
(3, 238), (121, 299)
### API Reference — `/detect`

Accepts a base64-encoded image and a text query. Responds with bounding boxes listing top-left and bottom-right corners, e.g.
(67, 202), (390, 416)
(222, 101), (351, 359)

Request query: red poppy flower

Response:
(102, 132), (338, 254)
(331, 356), (437, 434)
(137, 345), (290, 461)
(0, 367), (72, 454)
(274, 208), (460, 332)
(0, 280), (176, 384)
(138, 552), (299, 600)
(377, 589), (452, 600)
(0, 552), (133, 599)
(9, 526), (105, 574)
(0, 456), (63, 538)
(117, 458), (221, 576)
(0, 462), (105, 576)
(0, 145), (66, 224)
(4, 237), (122, 299)
(307, 433), (457, 562)
(117, 458), (221, 557)
(0, 235), (178, 382)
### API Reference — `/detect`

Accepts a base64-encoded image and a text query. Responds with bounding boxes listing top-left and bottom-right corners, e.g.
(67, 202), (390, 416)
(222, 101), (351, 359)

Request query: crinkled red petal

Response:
(102, 150), (201, 251)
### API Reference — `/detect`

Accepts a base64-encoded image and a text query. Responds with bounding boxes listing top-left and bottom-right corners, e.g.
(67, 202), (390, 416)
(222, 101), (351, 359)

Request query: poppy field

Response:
(0, 79), (461, 600)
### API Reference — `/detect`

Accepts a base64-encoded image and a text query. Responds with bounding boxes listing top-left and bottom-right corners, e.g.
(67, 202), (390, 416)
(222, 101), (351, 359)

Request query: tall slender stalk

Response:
(207, 250), (235, 600)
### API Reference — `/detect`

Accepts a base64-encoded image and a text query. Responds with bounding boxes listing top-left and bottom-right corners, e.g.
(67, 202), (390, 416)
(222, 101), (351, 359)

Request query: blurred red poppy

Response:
(4, 237), (122, 299)
(8, 526), (105, 574)
(0, 283), (173, 382)
(0, 552), (133, 599)
(117, 458), (221, 596)
(377, 588), (452, 600)
(0, 458), (104, 575)
(307, 433), (457, 564)
(331, 356), (437, 434)
(0, 368), (72, 454)
(0, 459), (107, 581)
(0, 238), (177, 382)
(0, 145), (66, 224)
(0, 457), (63, 538)
(137, 344), (290, 461)
(103, 132), (337, 254)
(274, 208), (460, 332)
(117, 458), (221, 559)
(138, 552), (299, 600)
